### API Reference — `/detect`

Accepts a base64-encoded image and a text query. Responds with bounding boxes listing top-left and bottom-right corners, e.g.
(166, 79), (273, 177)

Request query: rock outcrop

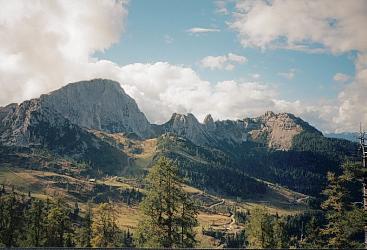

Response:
(161, 113), (215, 146)
(41, 79), (154, 138)
(160, 111), (320, 150)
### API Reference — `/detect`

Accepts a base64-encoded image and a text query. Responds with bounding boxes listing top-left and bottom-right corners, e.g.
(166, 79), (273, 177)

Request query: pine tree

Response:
(245, 207), (286, 248)
(272, 217), (287, 248)
(45, 199), (72, 247)
(91, 203), (120, 247)
(302, 216), (322, 248)
(76, 204), (93, 247)
(320, 163), (366, 248)
(0, 193), (24, 247)
(320, 172), (349, 247)
(25, 199), (47, 247)
(178, 192), (199, 247)
(136, 157), (198, 248)
(245, 207), (268, 248)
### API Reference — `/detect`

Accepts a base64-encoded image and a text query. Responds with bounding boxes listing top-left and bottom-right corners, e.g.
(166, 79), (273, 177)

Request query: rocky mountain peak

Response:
(248, 111), (321, 150)
(203, 114), (216, 131)
(203, 114), (214, 124)
(163, 113), (213, 146)
(40, 79), (154, 138)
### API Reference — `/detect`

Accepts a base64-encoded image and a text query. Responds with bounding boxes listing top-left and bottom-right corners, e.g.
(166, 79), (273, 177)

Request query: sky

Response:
(0, 0), (366, 133)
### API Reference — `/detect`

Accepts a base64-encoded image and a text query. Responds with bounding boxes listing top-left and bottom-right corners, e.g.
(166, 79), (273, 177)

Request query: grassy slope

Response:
(0, 164), (308, 248)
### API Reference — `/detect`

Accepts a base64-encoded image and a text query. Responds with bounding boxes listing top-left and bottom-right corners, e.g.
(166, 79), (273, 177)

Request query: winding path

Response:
(208, 198), (225, 209)
(206, 198), (237, 230)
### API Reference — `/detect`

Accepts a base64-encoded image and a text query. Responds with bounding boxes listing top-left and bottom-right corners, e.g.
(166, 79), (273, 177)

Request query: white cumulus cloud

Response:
(199, 53), (247, 70)
(0, 0), (128, 105)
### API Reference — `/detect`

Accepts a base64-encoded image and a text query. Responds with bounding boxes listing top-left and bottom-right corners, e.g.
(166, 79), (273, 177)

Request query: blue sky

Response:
(96, 0), (355, 104)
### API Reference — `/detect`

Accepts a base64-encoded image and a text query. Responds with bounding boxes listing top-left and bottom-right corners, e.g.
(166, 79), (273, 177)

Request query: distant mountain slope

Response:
(325, 132), (359, 142)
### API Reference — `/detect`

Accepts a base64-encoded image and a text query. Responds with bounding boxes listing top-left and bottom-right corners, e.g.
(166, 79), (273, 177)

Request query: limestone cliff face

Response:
(245, 111), (320, 150)
(40, 79), (154, 138)
(0, 97), (128, 172)
(161, 113), (256, 147)
(161, 113), (214, 146)
(160, 111), (320, 150)
(0, 99), (93, 151)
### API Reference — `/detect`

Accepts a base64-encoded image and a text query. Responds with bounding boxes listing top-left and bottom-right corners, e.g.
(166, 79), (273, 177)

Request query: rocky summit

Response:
(161, 111), (320, 150)
(40, 79), (154, 138)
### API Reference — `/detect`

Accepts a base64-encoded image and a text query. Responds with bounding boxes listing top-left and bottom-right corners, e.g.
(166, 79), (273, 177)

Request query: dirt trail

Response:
(208, 198), (225, 209)
(206, 198), (236, 230)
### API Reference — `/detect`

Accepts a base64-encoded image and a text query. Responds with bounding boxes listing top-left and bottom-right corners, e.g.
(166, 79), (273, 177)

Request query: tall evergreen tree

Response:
(321, 163), (366, 248)
(91, 203), (120, 247)
(45, 199), (72, 247)
(245, 207), (287, 249)
(25, 199), (47, 247)
(76, 204), (93, 247)
(245, 207), (268, 248)
(136, 157), (198, 248)
(0, 193), (24, 247)
(301, 216), (323, 248)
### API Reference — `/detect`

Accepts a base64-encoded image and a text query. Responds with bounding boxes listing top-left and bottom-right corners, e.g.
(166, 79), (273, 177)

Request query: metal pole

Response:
(360, 128), (367, 249)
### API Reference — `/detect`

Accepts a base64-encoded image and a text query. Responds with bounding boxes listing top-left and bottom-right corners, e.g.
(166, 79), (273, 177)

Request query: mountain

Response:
(0, 92), (129, 175)
(325, 132), (359, 142)
(161, 111), (321, 150)
(41, 79), (154, 138)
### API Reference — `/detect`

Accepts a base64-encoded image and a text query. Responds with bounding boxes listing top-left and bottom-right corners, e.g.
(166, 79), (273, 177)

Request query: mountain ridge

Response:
(1, 79), (323, 151)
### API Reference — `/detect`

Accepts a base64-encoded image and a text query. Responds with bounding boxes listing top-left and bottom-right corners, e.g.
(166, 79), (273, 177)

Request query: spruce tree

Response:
(245, 207), (268, 248)
(25, 200), (47, 247)
(136, 157), (198, 248)
(91, 203), (120, 247)
(302, 216), (322, 248)
(76, 204), (93, 247)
(320, 163), (366, 248)
(45, 199), (72, 247)
(0, 193), (24, 247)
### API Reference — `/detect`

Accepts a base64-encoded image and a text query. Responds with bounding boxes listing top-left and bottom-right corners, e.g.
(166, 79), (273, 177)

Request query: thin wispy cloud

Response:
(186, 27), (220, 34)
(278, 69), (296, 80)
(333, 73), (350, 82)
(215, 0), (229, 15)
(164, 34), (174, 44)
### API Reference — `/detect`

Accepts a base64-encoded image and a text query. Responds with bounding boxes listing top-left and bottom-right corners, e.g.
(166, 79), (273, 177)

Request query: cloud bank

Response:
(0, 0), (128, 104)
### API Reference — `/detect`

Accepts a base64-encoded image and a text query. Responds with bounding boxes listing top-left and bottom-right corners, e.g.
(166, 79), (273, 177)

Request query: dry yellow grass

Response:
(198, 212), (231, 227)
(182, 184), (203, 194)
(114, 204), (140, 230)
